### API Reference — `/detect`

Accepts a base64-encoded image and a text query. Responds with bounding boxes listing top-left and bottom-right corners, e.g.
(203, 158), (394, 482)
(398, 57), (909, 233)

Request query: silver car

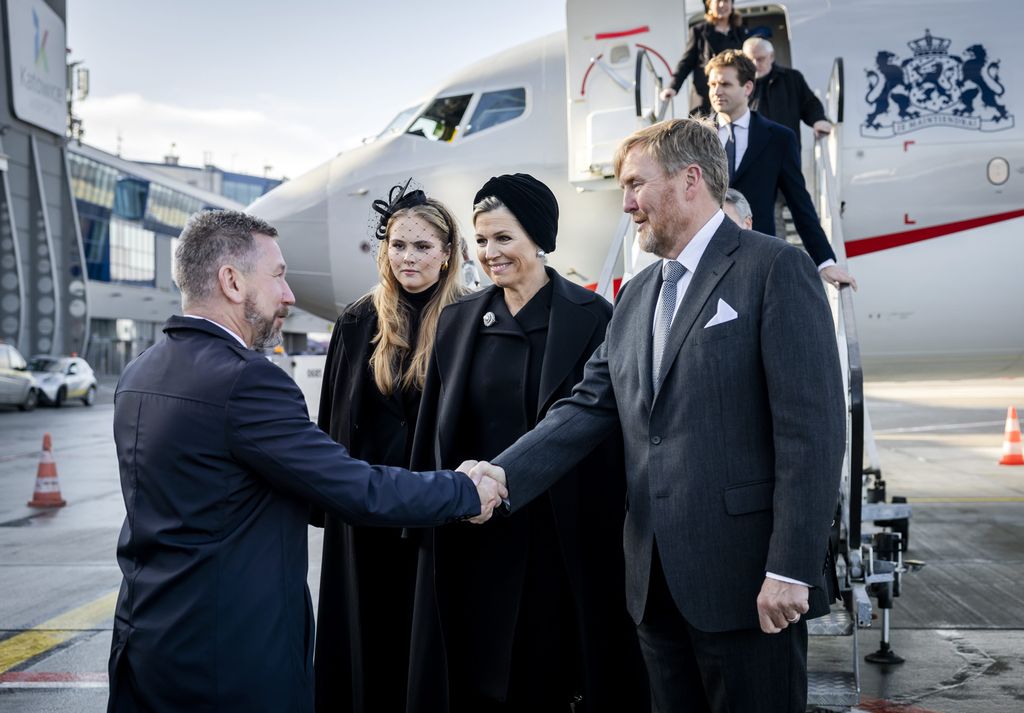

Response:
(0, 342), (38, 411)
(28, 356), (98, 407)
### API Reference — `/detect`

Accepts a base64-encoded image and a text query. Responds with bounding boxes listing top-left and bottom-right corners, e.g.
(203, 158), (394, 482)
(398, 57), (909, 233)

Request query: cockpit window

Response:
(379, 105), (420, 139)
(465, 88), (527, 136)
(406, 94), (472, 142)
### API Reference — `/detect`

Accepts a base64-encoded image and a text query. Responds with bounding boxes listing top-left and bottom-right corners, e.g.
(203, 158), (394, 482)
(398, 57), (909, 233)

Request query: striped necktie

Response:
(652, 260), (686, 390)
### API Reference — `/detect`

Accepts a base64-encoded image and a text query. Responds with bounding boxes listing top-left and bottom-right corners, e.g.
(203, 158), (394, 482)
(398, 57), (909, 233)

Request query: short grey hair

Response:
(724, 188), (753, 224)
(613, 118), (729, 204)
(174, 210), (278, 305)
(743, 37), (774, 55)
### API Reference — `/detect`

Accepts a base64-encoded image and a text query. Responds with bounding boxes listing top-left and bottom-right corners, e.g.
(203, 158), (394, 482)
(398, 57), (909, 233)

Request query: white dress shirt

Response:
(182, 314), (247, 348)
(717, 109), (751, 168)
(652, 210), (725, 334)
(650, 209), (809, 589)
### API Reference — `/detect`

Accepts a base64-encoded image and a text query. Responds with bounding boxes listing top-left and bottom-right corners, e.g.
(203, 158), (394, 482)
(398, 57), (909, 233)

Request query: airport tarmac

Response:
(0, 376), (1022, 712)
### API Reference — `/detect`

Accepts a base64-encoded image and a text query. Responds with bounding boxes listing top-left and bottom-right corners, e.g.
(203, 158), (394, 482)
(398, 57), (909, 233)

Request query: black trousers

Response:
(636, 546), (807, 713)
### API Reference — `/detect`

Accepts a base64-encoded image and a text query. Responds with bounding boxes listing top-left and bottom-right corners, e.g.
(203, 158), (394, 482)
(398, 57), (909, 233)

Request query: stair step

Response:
(809, 607), (854, 636)
(807, 670), (859, 707)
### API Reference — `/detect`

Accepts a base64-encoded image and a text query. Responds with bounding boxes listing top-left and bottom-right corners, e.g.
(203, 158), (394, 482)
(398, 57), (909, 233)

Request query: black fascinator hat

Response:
(371, 178), (429, 240)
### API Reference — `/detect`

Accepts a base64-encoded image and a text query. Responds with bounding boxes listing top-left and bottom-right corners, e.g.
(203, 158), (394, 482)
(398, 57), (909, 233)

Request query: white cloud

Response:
(75, 93), (338, 179)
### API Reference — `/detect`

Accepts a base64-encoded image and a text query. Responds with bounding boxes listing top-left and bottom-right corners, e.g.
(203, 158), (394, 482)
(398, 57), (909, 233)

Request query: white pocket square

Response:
(704, 299), (738, 328)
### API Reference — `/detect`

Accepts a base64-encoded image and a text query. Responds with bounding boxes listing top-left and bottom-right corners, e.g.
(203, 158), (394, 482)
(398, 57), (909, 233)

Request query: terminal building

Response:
(1, 0), (326, 375)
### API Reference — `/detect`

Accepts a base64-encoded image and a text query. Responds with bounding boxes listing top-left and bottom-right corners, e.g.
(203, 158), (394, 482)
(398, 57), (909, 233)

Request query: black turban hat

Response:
(473, 173), (559, 254)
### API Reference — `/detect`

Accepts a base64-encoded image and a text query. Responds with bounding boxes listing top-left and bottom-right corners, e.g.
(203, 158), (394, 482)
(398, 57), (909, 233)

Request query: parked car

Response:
(27, 355), (98, 407)
(0, 341), (38, 411)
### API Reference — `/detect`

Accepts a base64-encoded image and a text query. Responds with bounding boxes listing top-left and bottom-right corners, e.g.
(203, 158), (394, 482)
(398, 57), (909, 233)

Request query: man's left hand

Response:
(812, 120), (833, 137)
(821, 264), (857, 290)
(756, 578), (810, 634)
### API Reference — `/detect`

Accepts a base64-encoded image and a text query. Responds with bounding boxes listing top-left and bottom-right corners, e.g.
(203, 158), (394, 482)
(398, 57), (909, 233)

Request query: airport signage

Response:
(5, 0), (67, 136)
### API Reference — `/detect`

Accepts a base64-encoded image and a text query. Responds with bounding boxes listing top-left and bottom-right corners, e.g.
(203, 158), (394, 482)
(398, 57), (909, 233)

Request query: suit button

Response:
(651, 436), (662, 445)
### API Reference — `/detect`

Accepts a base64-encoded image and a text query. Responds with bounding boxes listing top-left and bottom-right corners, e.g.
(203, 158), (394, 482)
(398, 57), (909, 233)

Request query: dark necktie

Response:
(725, 123), (737, 183)
(652, 260), (686, 390)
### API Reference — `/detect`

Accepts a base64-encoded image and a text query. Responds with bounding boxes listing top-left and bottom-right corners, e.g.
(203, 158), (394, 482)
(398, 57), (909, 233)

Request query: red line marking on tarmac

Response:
(0, 671), (107, 682)
(858, 697), (946, 713)
(596, 25), (650, 40)
(846, 208), (1024, 257)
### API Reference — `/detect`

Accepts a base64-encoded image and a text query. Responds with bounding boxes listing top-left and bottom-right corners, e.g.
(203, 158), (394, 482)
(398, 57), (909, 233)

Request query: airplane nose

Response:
(247, 161), (336, 319)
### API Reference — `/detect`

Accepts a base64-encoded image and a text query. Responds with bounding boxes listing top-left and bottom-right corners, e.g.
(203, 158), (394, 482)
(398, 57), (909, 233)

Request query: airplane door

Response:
(565, 0), (690, 188)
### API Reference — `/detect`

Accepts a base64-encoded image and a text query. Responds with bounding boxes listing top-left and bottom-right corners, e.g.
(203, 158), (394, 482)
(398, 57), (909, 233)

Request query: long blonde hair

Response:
(369, 200), (467, 395)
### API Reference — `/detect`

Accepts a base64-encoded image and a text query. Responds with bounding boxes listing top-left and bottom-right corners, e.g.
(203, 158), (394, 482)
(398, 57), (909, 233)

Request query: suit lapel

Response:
(537, 274), (597, 417)
(652, 222), (739, 403)
(733, 112), (769, 182)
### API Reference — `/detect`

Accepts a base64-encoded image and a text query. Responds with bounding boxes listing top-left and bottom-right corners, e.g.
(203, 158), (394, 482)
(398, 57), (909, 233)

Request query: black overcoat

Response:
(406, 269), (648, 713)
(669, 21), (749, 115)
(312, 297), (425, 713)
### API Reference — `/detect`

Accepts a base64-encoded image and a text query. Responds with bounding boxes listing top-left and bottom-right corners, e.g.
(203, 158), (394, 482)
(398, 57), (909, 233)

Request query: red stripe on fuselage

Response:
(596, 26), (650, 40)
(846, 209), (1024, 257)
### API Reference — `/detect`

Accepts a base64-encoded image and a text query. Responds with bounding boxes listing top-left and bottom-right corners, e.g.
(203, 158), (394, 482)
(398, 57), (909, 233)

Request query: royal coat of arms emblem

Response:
(861, 29), (1013, 137)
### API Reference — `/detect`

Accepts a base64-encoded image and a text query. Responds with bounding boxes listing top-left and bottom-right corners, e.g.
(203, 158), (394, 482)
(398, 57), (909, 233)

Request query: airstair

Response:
(565, 2), (919, 708)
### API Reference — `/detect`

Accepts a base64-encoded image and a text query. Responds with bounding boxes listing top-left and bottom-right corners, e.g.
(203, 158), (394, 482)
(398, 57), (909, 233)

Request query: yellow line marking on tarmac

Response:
(0, 590), (117, 674)
(908, 496), (1024, 503)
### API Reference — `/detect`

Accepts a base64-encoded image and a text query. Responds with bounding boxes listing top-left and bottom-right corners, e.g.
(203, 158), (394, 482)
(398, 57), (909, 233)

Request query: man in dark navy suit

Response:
(106, 210), (505, 713)
(705, 50), (857, 289)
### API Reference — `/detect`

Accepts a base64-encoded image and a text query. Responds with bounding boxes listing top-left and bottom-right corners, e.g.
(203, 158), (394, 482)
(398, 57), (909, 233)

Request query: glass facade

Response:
(222, 175), (280, 207)
(109, 218), (156, 285)
(68, 150), (214, 287)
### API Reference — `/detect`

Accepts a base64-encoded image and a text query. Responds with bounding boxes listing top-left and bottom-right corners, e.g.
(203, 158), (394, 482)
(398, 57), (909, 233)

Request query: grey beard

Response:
(245, 298), (286, 350)
(638, 227), (673, 258)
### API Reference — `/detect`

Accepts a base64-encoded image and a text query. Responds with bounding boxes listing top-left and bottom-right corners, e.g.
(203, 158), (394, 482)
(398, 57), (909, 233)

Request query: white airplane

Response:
(249, 0), (1023, 380)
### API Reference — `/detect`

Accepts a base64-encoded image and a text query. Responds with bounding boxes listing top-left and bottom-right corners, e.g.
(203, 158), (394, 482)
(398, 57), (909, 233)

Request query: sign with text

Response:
(6, 0), (67, 136)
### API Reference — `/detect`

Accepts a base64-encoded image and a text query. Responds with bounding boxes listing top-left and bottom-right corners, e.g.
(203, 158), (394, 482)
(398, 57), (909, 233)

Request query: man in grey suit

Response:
(473, 118), (845, 712)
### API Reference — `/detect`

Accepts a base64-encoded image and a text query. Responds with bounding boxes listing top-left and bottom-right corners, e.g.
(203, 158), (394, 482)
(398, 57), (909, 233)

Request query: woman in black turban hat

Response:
(407, 174), (649, 713)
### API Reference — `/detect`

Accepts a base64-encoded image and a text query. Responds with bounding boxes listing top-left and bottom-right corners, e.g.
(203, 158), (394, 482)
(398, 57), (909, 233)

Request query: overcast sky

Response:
(67, 0), (565, 180)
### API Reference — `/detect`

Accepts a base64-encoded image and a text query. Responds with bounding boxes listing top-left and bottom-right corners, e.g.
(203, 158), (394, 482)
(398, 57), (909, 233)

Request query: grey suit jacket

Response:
(494, 219), (845, 632)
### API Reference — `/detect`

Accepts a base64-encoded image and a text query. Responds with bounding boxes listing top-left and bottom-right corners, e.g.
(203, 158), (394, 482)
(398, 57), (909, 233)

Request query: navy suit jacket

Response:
(107, 316), (480, 713)
(731, 111), (836, 267)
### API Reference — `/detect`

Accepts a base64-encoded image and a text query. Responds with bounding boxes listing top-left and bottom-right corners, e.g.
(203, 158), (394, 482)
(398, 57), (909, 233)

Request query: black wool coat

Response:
(313, 297), (424, 713)
(670, 21), (749, 115)
(750, 64), (829, 149)
(406, 269), (648, 713)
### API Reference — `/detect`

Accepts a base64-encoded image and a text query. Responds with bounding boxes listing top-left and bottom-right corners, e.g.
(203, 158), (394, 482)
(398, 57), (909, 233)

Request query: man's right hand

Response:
(659, 87), (677, 102)
(456, 460), (507, 524)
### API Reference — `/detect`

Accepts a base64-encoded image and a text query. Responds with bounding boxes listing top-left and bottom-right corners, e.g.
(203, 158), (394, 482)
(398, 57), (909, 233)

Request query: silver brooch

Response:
(483, 312), (496, 327)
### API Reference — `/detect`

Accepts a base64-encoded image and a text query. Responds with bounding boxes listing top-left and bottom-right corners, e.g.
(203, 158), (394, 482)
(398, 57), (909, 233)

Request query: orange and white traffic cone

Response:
(27, 433), (67, 507)
(999, 407), (1024, 466)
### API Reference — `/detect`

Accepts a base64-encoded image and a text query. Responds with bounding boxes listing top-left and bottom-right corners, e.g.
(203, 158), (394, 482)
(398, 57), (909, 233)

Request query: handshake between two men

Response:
(456, 460), (507, 524)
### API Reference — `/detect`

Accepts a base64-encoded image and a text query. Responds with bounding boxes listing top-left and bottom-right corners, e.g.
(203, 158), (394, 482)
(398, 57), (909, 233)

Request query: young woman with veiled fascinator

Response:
(311, 180), (468, 713)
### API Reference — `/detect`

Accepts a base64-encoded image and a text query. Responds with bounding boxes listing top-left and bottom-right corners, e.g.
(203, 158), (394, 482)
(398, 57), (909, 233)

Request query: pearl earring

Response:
(536, 249), (546, 258)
